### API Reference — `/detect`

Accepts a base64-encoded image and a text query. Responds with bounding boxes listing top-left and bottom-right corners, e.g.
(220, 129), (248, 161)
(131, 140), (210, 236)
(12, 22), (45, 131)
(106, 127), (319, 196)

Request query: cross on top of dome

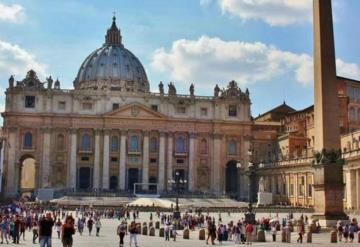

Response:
(105, 14), (122, 46)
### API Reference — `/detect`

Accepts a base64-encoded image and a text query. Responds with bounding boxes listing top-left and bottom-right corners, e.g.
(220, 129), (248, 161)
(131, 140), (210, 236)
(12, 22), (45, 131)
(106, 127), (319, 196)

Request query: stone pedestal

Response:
(257, 192), (273, 206)
(312, 163), (348, 227)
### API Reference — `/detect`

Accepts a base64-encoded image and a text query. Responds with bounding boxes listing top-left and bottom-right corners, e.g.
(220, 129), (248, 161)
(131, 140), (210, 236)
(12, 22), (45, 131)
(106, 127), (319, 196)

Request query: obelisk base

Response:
(312, 163), (348, 228)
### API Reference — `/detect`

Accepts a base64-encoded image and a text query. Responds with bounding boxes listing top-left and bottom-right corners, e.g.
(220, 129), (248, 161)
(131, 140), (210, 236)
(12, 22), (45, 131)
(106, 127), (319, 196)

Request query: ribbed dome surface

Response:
(73, 17), (149, 92)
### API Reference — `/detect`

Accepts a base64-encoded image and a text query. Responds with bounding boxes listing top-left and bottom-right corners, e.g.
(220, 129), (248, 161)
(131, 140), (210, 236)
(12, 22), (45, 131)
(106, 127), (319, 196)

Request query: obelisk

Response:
(312, 0), (348, 227)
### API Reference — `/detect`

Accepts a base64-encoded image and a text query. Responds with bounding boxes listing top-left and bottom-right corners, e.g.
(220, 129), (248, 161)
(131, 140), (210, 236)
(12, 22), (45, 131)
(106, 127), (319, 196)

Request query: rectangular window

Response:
(308, 184), (313, 197)
(200, 107), (208, 116)
(150, 158), (157, 163)
(81, 156), (89, 161)
(111, 157), (118, 162)
(58, 101), (66, 110)
(228, 105), (237, 117)
(176, 159), (184, 164)
(112, 103), (119, 110)
(151, 105), (158, 112)
(25, 96), (35, 108)
(82, 102), (93, 110)
(176, 106), (186, 114)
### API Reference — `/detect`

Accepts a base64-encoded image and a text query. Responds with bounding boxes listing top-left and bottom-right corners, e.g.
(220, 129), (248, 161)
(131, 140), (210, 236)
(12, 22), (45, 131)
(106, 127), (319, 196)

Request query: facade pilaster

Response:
(158, 132), (166, 192)
(356, 169), (360, 210)
(142, 131), (149, 190)
(69, 128), (77, 190)
(41, 127), (51, 188)
(119, 130), (127, 190)
(5, 127), (17, 196)
(93, 129), (101, 189)
(213, 133), (222, 194)
(102, 129), (110, 189)
(166, 132), (173, 190)
(188, 133), (196, 191)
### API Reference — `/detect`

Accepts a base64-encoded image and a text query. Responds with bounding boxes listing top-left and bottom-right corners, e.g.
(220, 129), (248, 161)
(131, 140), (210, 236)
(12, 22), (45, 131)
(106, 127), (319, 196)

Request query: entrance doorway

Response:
(225, 160), (239, 198)
(110, 176), (118, 190)
(128, 168), (139, 191)
(78, 167), (91, 190)
(20, 157), (36, 192)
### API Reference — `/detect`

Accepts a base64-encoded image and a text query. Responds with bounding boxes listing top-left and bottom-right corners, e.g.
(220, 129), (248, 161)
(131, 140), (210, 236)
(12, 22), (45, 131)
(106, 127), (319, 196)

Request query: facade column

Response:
(213, 133), (222, 194)
(93, 129), (101, 189)
(102, 130), (110, 189)
(69, 128), (77, 190)
(294, 174), (298, 206)
(158, 132), (166, 192)
(356, 169), (360, 210)
(188, 133), (196, 191)
(304, 173), (308, 205)
(346, 169), (356, 209)
(142, 131), (149, 190)
(286, 174), (290, 198)
(166, 132), (173, 190)
(41, 127), (51, 188)
(5, 127), (17, 196)
(119, 130), (127, 190)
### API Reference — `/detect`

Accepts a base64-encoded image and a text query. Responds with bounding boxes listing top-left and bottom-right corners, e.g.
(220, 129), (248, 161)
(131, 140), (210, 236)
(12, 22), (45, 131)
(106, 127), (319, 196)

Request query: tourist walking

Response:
(13, 215), (20, 244)
(171, 223), (177, 242)
(39, 213), (54, 247)
(19, 217), (26, 241)
(61, 216), (75, 247)
(0, 216), (9, 244)
(117, 220), (126, 247)
(129, 221), (139, 247)
(349, 223), (356, 243)
(343, 224), (349, 242)
(77, 218), (84, 235)
(271, 223), (277, 242)
(95, 218), (102, 236)
(245, 223), (254, 245)
(206, 221), (216, 245)
(32, 220), (39, 244)
(164, 223), (170, 241)
(297, 221), (305, 243)
(87, 218), (94, 236)
(56, 218), (62, 239)
(337, 221), (343, 242)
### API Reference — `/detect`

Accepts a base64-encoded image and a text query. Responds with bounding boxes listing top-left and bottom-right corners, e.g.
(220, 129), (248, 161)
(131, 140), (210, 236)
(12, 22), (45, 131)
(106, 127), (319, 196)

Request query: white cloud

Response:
(200, 0), (213, 7)
(0, 2), (24, 23)
(218, 0), (312, 26)
(0, 41), (47, 81)
(150, 36), (360, 88)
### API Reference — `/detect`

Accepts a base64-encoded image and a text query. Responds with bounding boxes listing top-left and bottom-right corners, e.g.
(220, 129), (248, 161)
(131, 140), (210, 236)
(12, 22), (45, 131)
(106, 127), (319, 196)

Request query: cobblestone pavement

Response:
(14, 212), (360, 246)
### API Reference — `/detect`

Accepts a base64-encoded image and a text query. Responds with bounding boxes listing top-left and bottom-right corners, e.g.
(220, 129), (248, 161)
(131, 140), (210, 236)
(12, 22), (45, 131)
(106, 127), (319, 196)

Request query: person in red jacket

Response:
(245, 223), (254, 245)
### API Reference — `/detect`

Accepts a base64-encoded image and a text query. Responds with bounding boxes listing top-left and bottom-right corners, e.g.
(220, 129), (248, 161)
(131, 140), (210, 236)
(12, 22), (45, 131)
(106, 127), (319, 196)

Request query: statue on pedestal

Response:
(214, 84), (220, 97)
(159, 81), (164, 95)
(189, 83), (194, 96)
(8, 75), (14, 89)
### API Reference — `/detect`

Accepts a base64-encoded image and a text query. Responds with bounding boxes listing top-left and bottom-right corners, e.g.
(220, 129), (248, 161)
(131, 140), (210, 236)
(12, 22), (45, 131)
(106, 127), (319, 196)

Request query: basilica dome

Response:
(74, 16), (149, 92)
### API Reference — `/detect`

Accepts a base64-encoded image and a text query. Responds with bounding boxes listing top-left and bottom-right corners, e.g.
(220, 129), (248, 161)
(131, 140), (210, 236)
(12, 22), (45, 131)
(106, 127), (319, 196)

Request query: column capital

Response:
(94, 128), (102, 135)
(159, 131), (167, 137)
(212, 133), (223, 139)
(189, 132), (197, 139)
(120, 129), (128, 136)
(40, 127), (52, 133)
(143, 130), (150, 136)
(103, 128), (111, 135)
(68, 128), (78, 134)
(8, 126), (18, 132)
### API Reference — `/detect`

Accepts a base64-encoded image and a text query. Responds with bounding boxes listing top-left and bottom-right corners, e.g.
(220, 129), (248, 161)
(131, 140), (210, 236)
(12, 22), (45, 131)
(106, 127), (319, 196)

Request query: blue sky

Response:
(0, 0), (360, 116)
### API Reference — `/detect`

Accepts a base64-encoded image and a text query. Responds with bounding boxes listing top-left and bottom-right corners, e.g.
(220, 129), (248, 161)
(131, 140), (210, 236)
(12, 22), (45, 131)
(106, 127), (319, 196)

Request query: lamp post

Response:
(236, 161), (242, 201)
(244, 150), (256, 224)
(168, 171), (187, 220)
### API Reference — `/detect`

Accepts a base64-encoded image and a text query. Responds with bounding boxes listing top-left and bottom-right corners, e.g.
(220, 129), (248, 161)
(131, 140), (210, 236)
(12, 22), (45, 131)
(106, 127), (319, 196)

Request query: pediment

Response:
(104, 103), (167, 119)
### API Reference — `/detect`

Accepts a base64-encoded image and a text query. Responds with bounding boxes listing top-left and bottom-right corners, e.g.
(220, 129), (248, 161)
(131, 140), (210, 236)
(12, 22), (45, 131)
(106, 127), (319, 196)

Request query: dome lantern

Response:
(105, 15), (122, 46)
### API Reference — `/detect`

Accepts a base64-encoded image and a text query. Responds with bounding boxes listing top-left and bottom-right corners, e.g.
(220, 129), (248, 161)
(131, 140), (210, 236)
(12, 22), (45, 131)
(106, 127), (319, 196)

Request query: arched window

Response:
(57, 134), (65, 150)
(200, 139), (207, 154)
(349, 107), (355, 121)
(357, 109), (360, 122)
(23, 132), (33, 149)
(228, 140), (237, 155)
(175, 136), (186, 153)
(149, 137), (158, 153)
(129, 135), (140, 152)
(81, 133), (91, 151)
(111, 136), (119, 152)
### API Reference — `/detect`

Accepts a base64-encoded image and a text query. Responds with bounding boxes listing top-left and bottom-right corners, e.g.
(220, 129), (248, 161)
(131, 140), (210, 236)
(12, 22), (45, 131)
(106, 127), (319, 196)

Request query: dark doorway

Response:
(128, 168), (139, 191)
(149, 176), (157, 192)
(110, 176), (118, 190)
(225, 161), (238, 198)
(79, 167), (91, 190)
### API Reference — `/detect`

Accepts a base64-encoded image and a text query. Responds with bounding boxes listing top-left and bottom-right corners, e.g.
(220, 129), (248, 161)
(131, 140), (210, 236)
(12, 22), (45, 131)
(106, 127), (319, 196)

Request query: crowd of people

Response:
(0, 201), (358, 246)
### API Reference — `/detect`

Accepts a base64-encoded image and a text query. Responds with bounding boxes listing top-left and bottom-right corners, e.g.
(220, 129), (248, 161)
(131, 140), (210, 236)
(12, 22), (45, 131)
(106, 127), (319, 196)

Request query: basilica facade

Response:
(2, 17), (252, 199)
